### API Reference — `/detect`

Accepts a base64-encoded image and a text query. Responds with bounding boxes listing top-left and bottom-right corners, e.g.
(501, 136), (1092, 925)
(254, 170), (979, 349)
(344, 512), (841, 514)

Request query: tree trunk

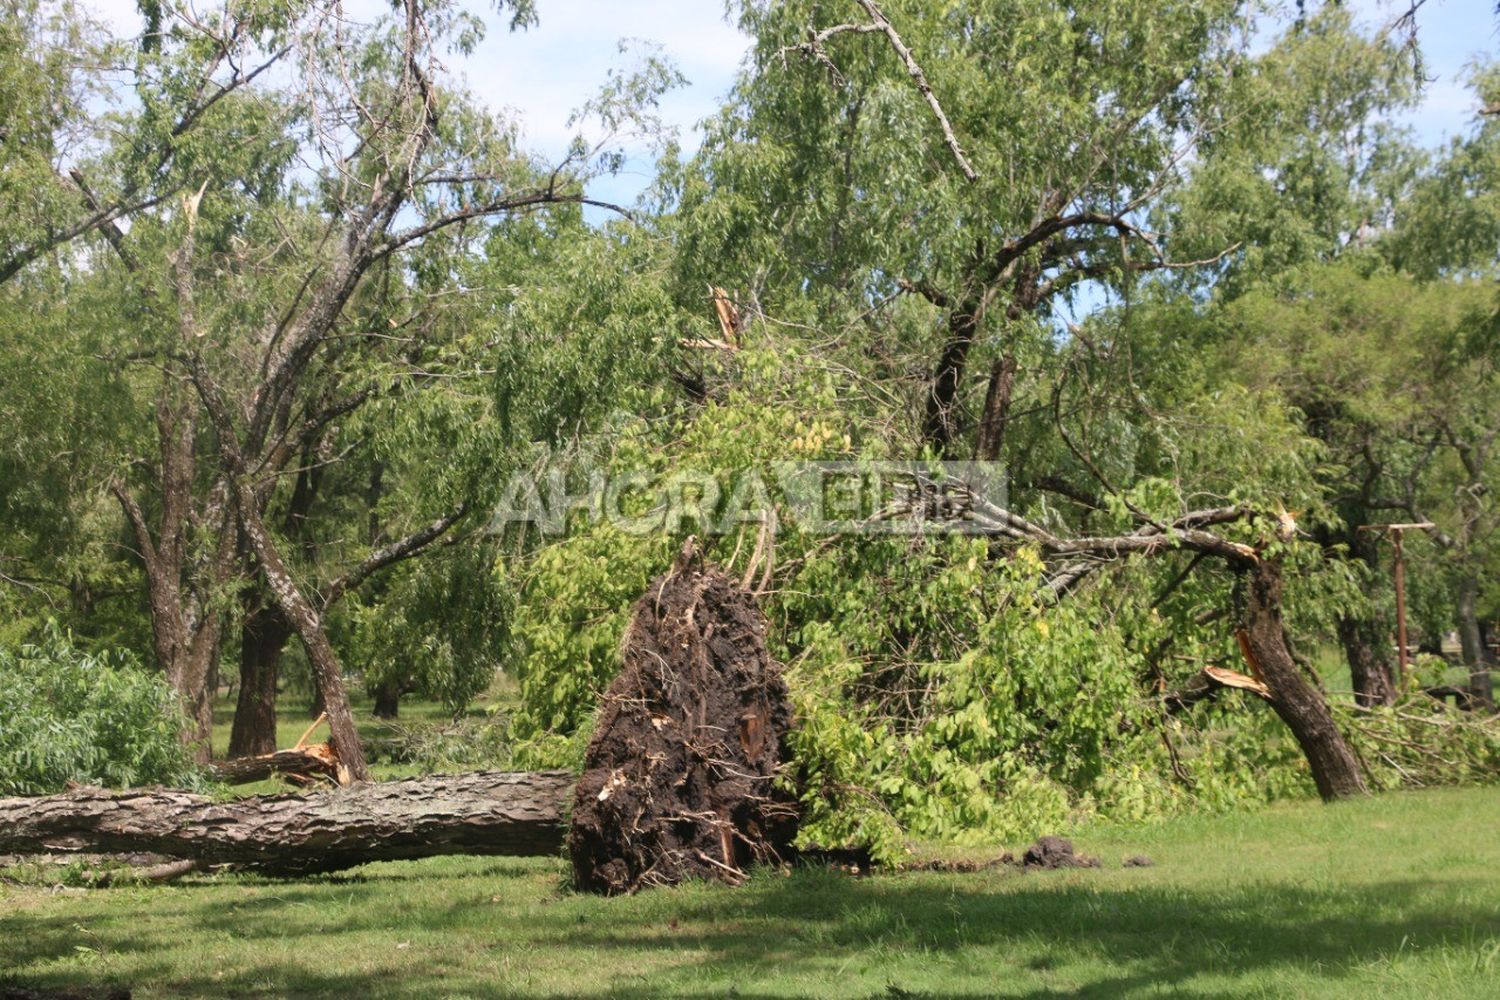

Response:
(1314, 518), (1399, 707)
(371, 681), (401, 720)
(1456, 575), (1495, 708)
(1482, 620), (1499, 696)
(1336, 614), (1397, 707)
(178, 643), (217, 764)
(974, 355), (1017, 462)
(1240, 561), (1368, 801)
(230, 471), (370, 781)
(230, 455), (319, 756)
(211, 744), (344, 785)
(228, 601), (291, 757)
(0, 772), (573, 874)
(923, 303), (980, 454)
(122, 522), (217, 763)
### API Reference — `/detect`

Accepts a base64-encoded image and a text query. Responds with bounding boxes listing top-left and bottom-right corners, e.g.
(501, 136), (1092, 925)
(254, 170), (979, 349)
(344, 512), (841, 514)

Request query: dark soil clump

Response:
(902, 853), (1015, 873)
(569, 539), (798, 894)
(1020, 836), (1100, 870)
(904, 837), (1104, 874)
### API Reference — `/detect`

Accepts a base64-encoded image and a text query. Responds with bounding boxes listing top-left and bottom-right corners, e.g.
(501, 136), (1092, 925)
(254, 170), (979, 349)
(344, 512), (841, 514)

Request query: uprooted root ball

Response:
(569, 540), (798, 894)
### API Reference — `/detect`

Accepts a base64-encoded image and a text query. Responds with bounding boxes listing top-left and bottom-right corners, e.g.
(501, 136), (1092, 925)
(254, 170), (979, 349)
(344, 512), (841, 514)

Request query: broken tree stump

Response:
(569, 539), (799, 894)
(0, 771), (573, 875)
(212, 712), (349, 786)
(211, 743), (346, 786)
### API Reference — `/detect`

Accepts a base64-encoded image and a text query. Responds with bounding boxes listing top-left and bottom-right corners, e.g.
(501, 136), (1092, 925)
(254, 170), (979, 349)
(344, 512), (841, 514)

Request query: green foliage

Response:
(1346, 699), (1500, 792)
(691, 0), (1247, 292)
(1163, 7), (1421, 292)
(507, 523), (677, 737)
(0, 623), (201, 794)
(1388, 62), (1500, 279)
(2, 0), (1497, 872)
(375, 711), (591, 774)
(343, 546), (512, 718)
(783, 537), (1322, 861)
(502, 359), (1346, 860)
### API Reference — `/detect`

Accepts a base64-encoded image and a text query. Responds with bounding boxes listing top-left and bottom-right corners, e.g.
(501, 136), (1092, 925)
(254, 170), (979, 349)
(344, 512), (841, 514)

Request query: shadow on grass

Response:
(4, 863), (1496, 998)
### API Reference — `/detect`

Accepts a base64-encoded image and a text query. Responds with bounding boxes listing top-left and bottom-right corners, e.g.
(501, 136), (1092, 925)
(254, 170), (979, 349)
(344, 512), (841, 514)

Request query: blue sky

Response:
(89, 0), (1496, 208)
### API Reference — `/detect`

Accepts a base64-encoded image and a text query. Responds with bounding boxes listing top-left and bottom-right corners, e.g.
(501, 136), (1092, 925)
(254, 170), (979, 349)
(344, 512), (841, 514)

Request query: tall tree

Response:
(2, 0), (653, 775)
(675, 0), (1252, 457)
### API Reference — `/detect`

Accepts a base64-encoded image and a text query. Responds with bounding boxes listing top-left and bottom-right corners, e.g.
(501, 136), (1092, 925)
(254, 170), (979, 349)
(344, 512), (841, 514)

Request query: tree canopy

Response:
(1, 0), (1496, 851)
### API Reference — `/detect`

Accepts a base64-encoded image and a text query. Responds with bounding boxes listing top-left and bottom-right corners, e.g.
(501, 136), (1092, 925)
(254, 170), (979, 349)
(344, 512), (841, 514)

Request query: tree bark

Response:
(923, 303), (980, 454)
(110, 404), (225, 762)
(1456, 575), (1495, 708)
(0, 772), (573, 874)
(1313, 521), (1398, 708)
(371, 681), (401, 720)
(229, 600), (291, 757)
(1482, 620), (1499, 699)
(1336, 614), (1397, 707)
(1240, 561), (1368, 801)
(228, 454), (321, 757)
(974, 355), (1017, 462)
(219, 460), (370, 781)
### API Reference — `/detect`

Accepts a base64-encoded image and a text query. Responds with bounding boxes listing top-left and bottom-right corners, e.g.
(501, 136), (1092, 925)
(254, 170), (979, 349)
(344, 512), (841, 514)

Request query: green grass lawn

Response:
(4, 786), (1498, 998)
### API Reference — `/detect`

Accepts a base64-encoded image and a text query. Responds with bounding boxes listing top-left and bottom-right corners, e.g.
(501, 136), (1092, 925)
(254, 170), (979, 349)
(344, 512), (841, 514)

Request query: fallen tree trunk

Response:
(0, 771), (572, 874)
(1239, 561), (1368, 801)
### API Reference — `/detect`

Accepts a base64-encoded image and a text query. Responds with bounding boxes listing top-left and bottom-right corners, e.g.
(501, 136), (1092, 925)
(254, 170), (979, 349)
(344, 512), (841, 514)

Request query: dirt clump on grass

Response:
(1021, 836), (1101, 870)
(902, 836), (1110, 875)
(569, 539), (798, 894)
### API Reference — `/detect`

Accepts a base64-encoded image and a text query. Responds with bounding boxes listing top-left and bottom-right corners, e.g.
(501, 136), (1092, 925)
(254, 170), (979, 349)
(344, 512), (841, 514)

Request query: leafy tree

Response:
(342, 545), (511, 720)
(0, 623), (201, 794)
(1, 0), (669, 775)
(1162, 6), (1421, 293)
(673, 0), (1253, 459)
(1388, 64), (1500, 281)
(1195, 266), (1492, 703)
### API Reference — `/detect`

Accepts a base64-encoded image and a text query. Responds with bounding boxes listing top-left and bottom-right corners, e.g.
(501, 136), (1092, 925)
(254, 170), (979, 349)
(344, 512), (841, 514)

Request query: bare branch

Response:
(377, 191), (636, 261)
(319, 505), (469, 610)
(852, 0), (977, 182)
(109, 479), (158, 570)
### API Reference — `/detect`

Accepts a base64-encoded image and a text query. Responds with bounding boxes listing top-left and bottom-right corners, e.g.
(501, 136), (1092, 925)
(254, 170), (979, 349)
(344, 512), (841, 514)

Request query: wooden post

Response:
(1361, 522), (1436, 687)
(1393, 527), (1408, 685)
